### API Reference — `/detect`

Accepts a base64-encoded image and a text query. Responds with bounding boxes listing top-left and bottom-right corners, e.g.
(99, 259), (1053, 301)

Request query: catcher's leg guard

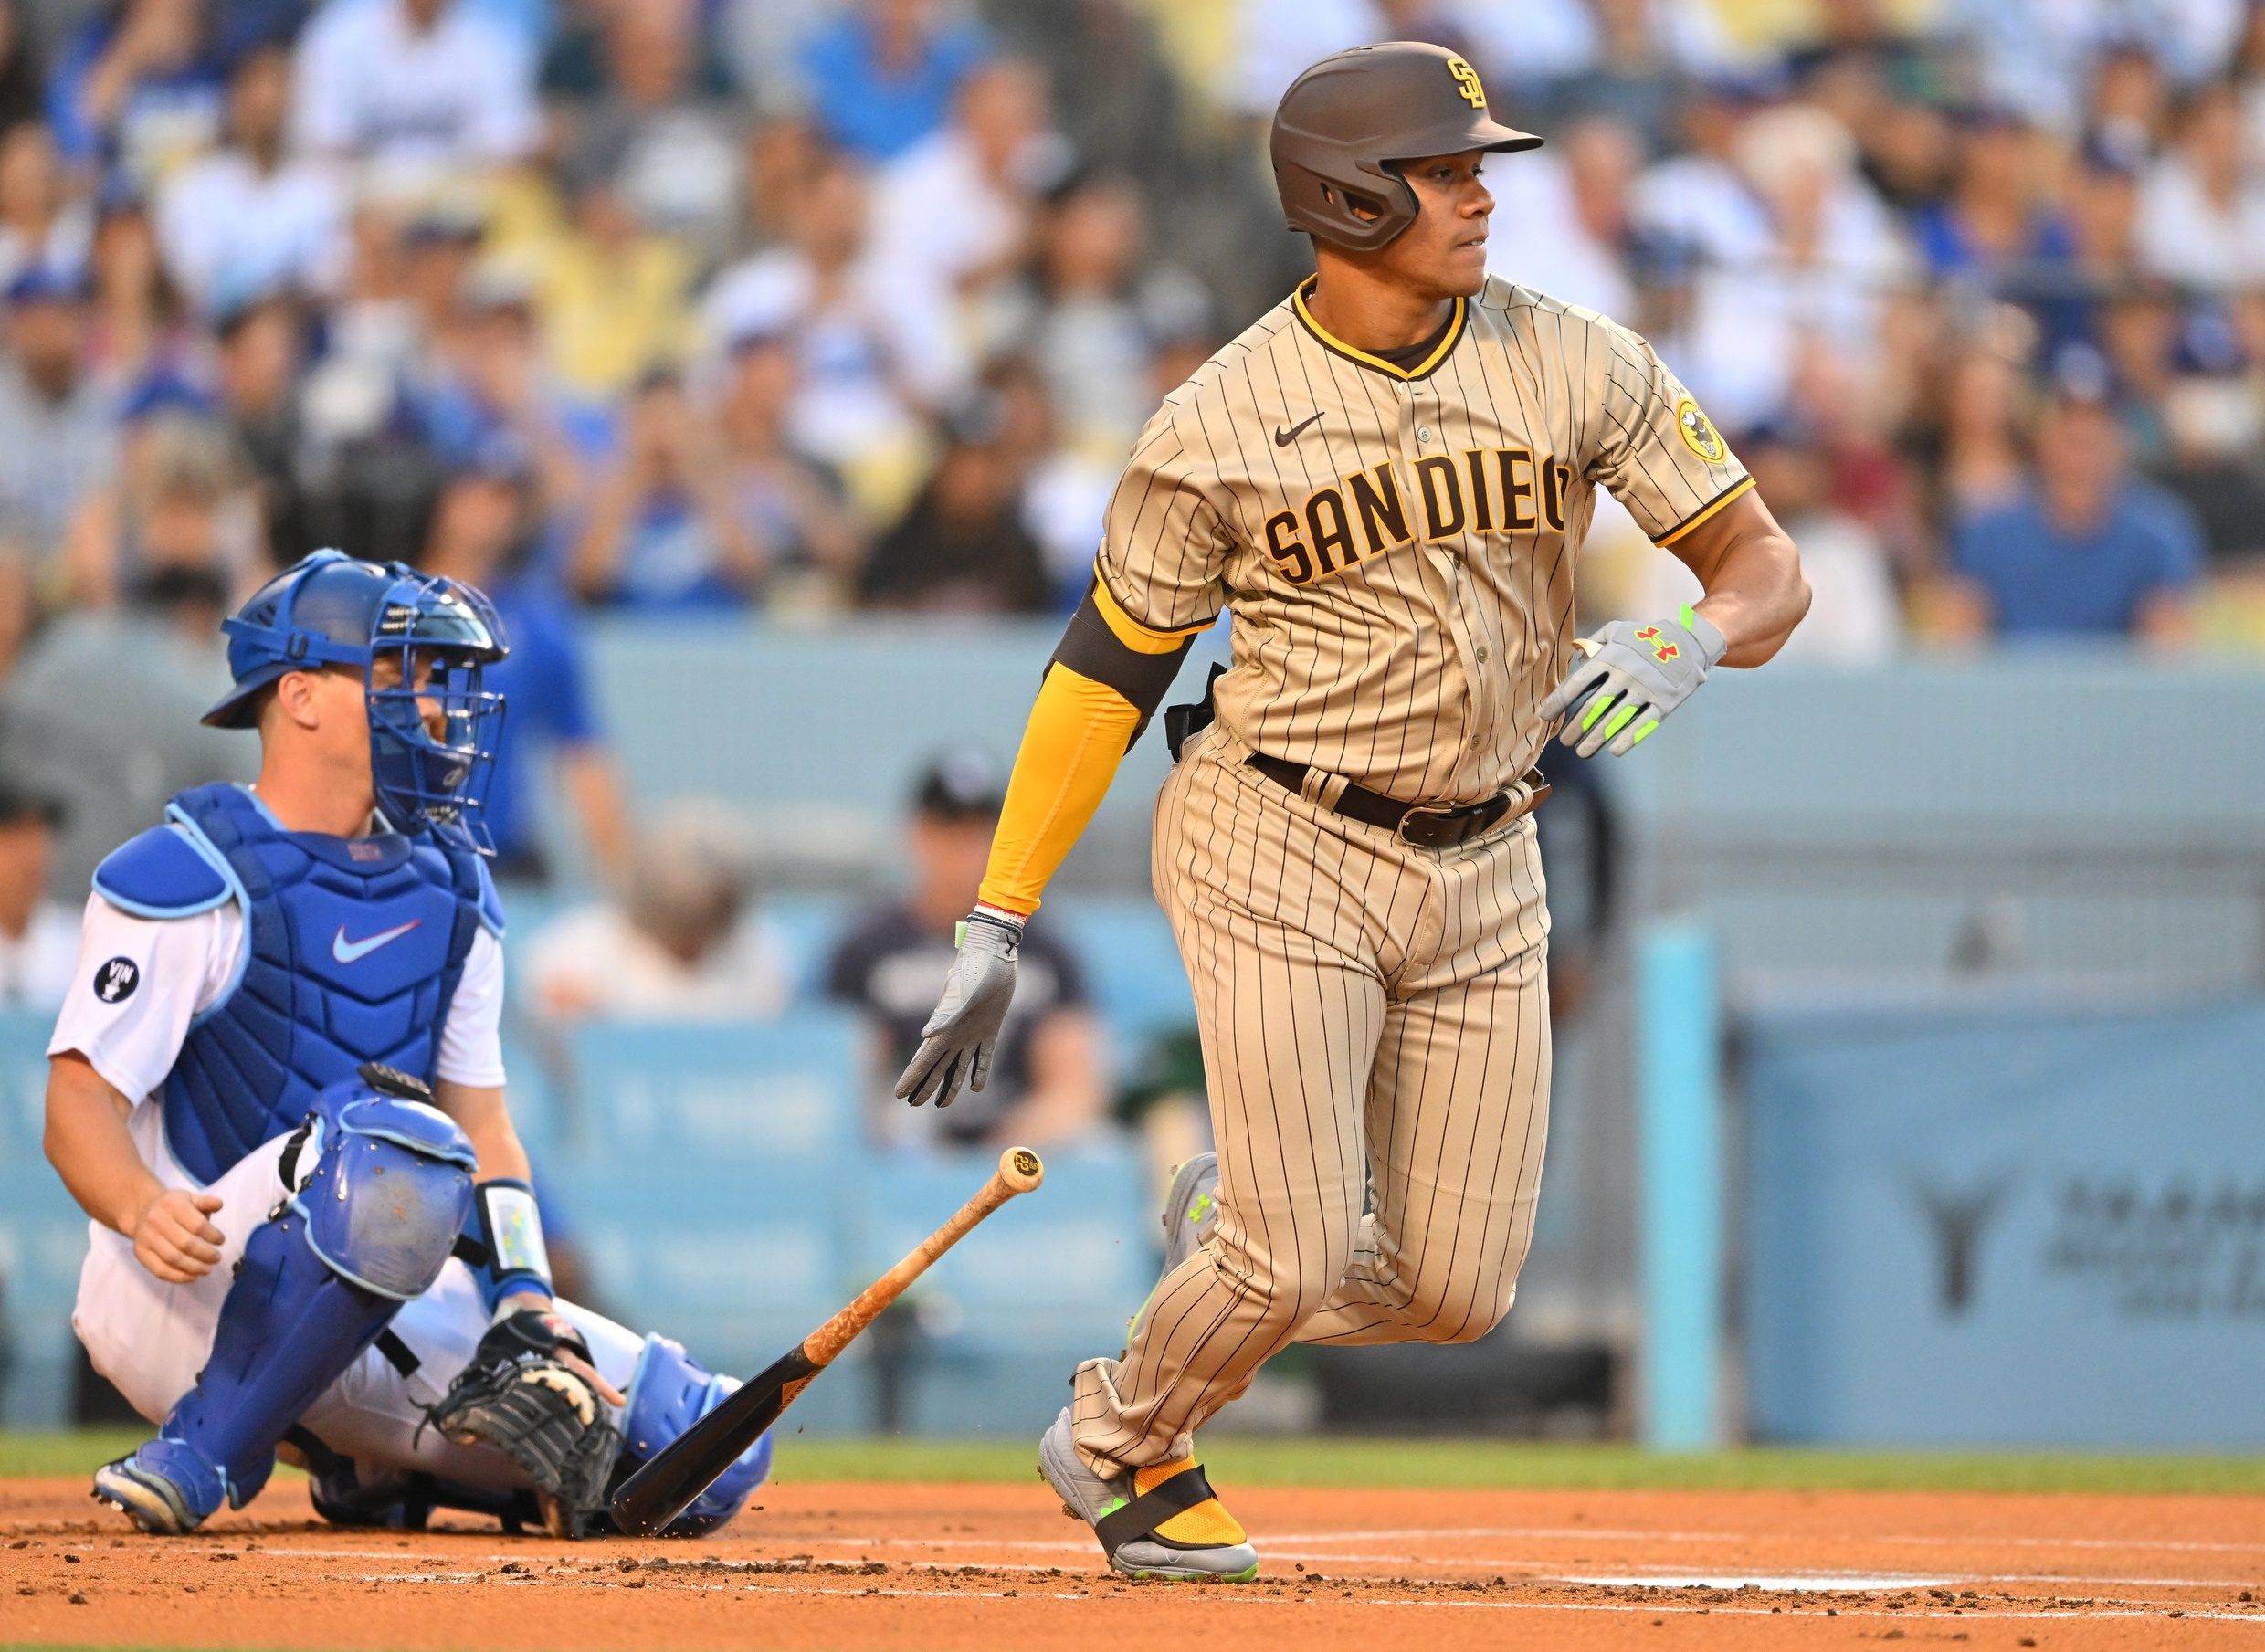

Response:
(607, 1334), (774, 1537)
(96, 1095), (475, 1533)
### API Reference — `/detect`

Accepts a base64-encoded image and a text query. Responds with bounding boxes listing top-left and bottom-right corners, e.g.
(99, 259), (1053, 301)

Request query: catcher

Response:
(44, 551), (772, 1539)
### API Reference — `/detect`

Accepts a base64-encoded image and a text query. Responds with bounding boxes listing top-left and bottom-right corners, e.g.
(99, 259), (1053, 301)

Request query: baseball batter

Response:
(898, 43), (1808, 1581)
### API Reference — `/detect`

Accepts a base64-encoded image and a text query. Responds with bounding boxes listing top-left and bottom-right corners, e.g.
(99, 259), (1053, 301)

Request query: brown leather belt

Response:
(1244, 753), (1549, 847)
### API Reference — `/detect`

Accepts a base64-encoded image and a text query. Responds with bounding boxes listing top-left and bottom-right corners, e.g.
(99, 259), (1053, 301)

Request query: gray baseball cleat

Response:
(1037, 1407), (1259, 1582)
(1160, 1152), (1220, 1274)
(1127, 1152), (1220, 1344)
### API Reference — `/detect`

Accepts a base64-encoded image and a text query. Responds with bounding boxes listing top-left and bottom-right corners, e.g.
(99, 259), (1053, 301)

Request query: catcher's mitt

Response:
(422, 1309), (621, 1538)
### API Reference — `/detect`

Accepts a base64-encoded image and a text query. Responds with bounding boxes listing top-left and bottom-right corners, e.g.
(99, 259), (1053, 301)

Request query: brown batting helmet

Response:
(1270, 42), (1541, 253)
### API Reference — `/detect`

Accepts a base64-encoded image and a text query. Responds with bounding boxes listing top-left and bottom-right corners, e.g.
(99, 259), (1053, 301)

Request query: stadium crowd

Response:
(0, 0), (2262, 884)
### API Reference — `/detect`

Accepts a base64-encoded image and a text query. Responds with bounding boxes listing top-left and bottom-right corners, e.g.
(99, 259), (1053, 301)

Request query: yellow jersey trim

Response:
(1291, 280), (1468, 383)
(1655, 475), (1756, 548)
(1092, 572), (1206, 653)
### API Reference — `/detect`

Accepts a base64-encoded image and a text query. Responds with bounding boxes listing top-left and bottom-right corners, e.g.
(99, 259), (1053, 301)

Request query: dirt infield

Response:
(6, 1474), (2264, 1649)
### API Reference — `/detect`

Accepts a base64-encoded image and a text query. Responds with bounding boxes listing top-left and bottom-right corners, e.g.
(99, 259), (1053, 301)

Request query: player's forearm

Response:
(437, 1080), (534, 1185)
(43, 1052), (163, 1236)
(977, 664), (1144, 915)
(1688, 526), (1810, 668)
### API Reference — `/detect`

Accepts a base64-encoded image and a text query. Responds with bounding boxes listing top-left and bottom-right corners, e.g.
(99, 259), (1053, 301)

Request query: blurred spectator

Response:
(5, 511), (251, 894)
(0, 122), (93, 293)
(1947, 381), (2204, 641)
(1950, 0), (2243, 132)
(524, 799), (791, 1019)
(293, 0), (541, 174)
(414, 260), (588, 510)
(858, 395), (1051, 613)
(2135, 79), (2265, 291)
(62, 405), (254, 615)
(0, 267), (120, 568)
(714, 326), (863, 607)
(870, 56), (1064, 357)
(703, 147), (953, 512)
(1909, 326), (2032, 542)
(795, 0), (992, 163)
(1680, 101), (1908, 431)
(416, 435), (630, 884)
(984, 0), (1183, 193)
(214, 291), (312, 550)
(156, 43), (347, 312)
(2067, 139), (2145, 304)
(1912, 109), (2081, 344)
(1550, 0), (1739, 154)
(990, 171), (1191, 459)
(0, 2), (44, 136)
(396, 197), (485, 357)
(2086, 42), (2170, 165)
(570, 369), (764, 610)
(553, 0), (742, 257)
(48, 0), (226, 192)
(825, 747), (1101, 1149)
(1631, 70), (1776, 271)
(0, 779), (71, 1010)
(1488, 115), (1640, 321)
(2097, 284), (2180, 463)
(534, 163), (698, 399)
(86, 187), (177, 378)
(2153, 308), (2265, 563)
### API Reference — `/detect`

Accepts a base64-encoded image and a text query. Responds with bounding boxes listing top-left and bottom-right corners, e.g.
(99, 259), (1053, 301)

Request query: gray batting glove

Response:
(1540, 604), (1729, 759)
(893, 910), (1022, 1109)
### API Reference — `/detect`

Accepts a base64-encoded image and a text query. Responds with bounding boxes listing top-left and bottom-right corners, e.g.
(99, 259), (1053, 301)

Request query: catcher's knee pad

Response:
(615, 1335), (774, 1537)
(298, 1084), (479, 1300)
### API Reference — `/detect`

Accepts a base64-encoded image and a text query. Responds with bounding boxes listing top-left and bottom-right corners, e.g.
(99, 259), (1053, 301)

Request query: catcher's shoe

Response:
(93, 1436), (229, 1535)
(1127, 1152), (1220, 1343)
(1038, 1407), (1258, 1582)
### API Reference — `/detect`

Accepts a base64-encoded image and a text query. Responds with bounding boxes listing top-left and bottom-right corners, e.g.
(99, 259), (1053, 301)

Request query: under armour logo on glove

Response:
(1540, 605), (1729, 760)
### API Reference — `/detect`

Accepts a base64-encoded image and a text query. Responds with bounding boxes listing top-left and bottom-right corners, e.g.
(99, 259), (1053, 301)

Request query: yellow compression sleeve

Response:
(976, 663), (1144, 917)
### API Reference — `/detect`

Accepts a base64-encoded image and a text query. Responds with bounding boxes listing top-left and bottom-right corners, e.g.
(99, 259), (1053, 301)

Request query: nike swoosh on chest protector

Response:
(332, 920), (423, 963)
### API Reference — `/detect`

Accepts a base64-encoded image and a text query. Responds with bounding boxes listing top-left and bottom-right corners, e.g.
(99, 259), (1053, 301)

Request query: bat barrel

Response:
(605, 1150), (1045, 1536)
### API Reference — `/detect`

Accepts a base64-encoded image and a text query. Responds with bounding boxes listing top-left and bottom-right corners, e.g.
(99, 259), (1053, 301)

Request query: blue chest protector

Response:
(92, 784), (502, 1185)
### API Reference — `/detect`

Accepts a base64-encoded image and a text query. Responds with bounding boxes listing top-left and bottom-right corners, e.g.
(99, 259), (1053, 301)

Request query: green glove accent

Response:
(1539, 607), (1730, 760)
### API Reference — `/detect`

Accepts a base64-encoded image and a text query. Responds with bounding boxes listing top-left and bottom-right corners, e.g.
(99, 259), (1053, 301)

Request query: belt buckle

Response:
(1396, 805), (1459, 847)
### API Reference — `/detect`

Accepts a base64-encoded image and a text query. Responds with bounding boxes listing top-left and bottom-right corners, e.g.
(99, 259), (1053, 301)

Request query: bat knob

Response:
(999, 1146), (1045, 1193)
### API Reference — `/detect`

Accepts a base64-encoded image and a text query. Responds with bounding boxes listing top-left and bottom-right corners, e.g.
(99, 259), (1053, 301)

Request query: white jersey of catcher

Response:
(1098, 275), (1751, 803)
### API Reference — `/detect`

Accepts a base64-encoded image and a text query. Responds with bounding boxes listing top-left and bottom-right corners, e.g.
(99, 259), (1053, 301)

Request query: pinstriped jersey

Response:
(1096, 274), (1752, 804)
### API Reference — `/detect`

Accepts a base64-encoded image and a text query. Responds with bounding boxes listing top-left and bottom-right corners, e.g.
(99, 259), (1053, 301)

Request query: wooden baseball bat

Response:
(608, 1146), (1046, 1537)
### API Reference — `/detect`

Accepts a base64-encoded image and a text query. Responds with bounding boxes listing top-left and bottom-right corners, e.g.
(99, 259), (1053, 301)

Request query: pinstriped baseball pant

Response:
(1071, 725), (1552, 1474)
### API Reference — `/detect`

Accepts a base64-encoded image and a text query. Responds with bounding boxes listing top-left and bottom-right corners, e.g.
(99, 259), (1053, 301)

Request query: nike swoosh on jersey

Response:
(1274, 412), (1323, 447)
(332, 920), (423, 963)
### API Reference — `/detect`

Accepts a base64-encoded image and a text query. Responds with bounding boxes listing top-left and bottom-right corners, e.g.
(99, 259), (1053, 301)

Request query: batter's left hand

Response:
(1541, 605), (1728, 759)
(895, 910), (1021, 1110)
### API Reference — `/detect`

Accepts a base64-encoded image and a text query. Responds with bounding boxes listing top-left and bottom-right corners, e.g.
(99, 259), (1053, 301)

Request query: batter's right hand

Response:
(131, 1187), (225, 1283)
(894, 910), (1022, 1110)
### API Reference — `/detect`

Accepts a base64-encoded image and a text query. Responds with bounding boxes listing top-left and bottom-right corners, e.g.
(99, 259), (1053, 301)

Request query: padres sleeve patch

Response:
(1675, 396), (1727, 465)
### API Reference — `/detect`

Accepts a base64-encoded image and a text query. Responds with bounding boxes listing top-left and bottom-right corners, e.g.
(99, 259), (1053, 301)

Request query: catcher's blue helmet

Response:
(204, 551), (510, 852)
